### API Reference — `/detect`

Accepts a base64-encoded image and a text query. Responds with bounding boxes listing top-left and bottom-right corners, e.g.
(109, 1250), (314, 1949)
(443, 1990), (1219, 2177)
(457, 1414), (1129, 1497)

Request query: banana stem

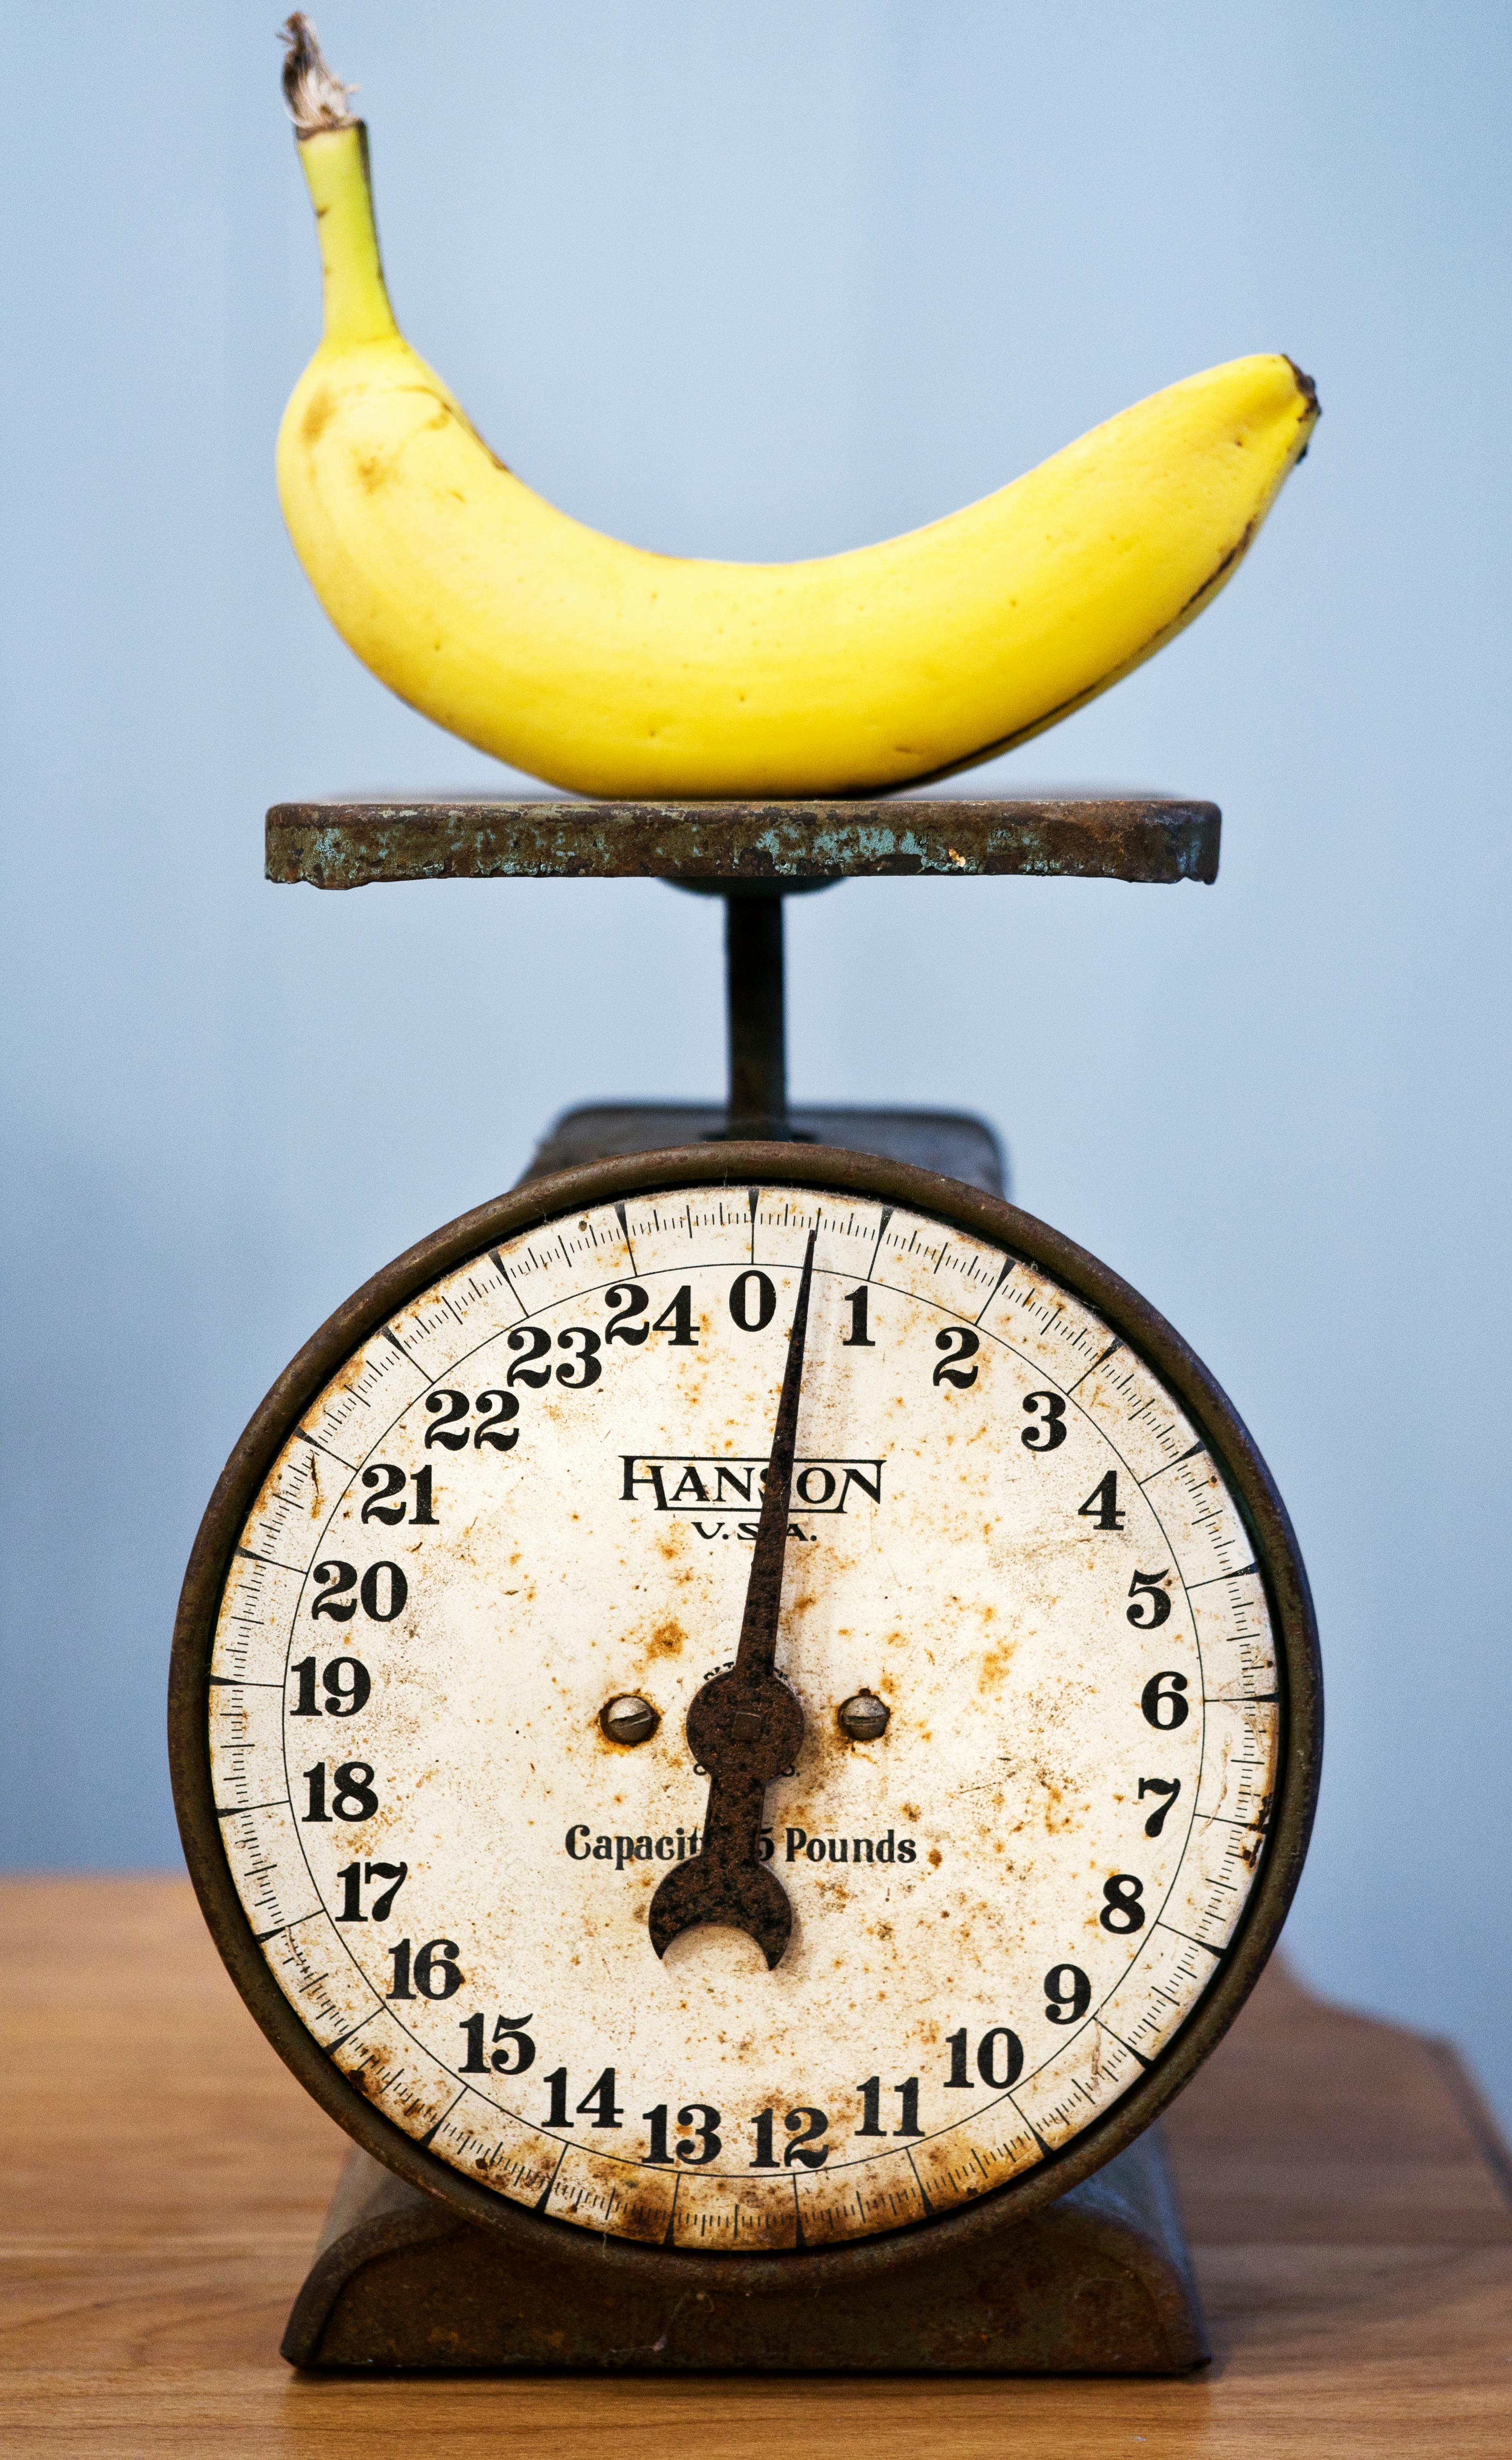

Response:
(281, 15), (397, 348)
(281, 13), (357, 135)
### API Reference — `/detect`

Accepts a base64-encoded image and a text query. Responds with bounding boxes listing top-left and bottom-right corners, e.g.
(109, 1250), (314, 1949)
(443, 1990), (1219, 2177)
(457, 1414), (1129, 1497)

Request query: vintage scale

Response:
(168, 790), (1320, 2372)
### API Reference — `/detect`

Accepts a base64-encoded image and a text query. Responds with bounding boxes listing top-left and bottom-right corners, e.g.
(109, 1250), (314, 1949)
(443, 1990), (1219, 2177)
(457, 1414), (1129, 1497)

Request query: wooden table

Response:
(2, 1879), (1508, 2455)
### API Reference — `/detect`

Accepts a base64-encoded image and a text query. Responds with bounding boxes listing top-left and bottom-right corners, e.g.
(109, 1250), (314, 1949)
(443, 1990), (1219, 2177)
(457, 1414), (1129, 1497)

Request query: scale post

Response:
(724, 887), (790, 1138)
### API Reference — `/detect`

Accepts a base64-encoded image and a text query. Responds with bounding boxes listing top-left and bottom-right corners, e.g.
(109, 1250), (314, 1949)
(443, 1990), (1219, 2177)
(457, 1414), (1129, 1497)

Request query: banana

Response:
(277, 17), (1317, 799)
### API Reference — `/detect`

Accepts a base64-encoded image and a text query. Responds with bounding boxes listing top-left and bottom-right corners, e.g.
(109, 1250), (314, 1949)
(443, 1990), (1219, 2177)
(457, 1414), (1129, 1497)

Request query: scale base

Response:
(284, 2127), (1206, 2373)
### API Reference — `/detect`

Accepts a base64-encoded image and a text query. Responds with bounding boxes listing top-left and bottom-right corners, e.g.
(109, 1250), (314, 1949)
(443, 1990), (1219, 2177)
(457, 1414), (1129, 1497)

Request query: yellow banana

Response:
(277, 18), (1317, 799)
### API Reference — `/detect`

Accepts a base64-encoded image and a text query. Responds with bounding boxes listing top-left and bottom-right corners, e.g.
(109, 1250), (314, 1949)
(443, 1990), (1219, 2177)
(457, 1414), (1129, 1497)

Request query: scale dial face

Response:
(186, 1160), (1311, 2259)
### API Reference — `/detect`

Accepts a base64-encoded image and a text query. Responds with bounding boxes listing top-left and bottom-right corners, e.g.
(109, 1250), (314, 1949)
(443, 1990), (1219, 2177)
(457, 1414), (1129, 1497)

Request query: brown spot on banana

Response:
(300, 389), (334, 447)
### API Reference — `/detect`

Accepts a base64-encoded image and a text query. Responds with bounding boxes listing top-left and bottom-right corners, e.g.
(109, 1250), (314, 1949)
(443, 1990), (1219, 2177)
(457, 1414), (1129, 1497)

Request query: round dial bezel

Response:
(169, 1141), (1320, 2291)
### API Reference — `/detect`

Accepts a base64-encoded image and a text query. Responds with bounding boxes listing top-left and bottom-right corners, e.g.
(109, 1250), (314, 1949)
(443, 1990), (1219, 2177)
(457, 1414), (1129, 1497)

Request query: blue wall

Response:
(4, 2), (1510, 2122)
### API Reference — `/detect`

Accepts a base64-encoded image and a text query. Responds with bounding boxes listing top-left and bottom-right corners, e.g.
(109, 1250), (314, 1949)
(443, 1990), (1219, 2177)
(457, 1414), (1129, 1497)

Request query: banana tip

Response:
(1285, 356), (1320, 419)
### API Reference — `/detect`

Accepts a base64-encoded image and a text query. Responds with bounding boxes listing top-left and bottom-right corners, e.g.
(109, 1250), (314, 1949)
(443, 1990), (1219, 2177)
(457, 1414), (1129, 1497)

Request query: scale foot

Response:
(282, 2128), (1207, 2373)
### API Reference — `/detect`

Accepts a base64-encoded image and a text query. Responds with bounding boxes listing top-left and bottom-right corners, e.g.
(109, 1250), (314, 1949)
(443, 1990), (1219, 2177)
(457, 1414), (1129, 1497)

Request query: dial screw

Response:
(600, 1694), (659, 1746)
(838, 1690), (890, 1742)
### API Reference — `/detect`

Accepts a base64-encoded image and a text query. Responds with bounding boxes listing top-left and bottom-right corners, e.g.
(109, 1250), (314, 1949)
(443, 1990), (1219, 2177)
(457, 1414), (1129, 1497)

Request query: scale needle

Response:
(647, 1227), (817, 1968)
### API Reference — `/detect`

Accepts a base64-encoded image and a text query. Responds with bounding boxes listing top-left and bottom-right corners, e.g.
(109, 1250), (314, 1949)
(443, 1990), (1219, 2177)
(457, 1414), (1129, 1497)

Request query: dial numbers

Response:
(209, 1187), (1281, 2252)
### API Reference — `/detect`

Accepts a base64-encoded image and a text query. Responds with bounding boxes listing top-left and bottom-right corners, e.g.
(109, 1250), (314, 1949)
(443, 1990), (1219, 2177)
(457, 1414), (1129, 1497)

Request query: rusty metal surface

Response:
(264, 795), (1220, 886)
(648, 1230), (817, 1968)
(169, 1142), (1319, 2301)
(523, 1103), (1008, 1194)
(283, 2131), (1207, 2372)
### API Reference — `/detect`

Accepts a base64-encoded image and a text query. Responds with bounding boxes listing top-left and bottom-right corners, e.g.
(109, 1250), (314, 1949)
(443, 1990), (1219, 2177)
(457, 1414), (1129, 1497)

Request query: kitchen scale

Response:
(168, 791), (1320, 2373)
